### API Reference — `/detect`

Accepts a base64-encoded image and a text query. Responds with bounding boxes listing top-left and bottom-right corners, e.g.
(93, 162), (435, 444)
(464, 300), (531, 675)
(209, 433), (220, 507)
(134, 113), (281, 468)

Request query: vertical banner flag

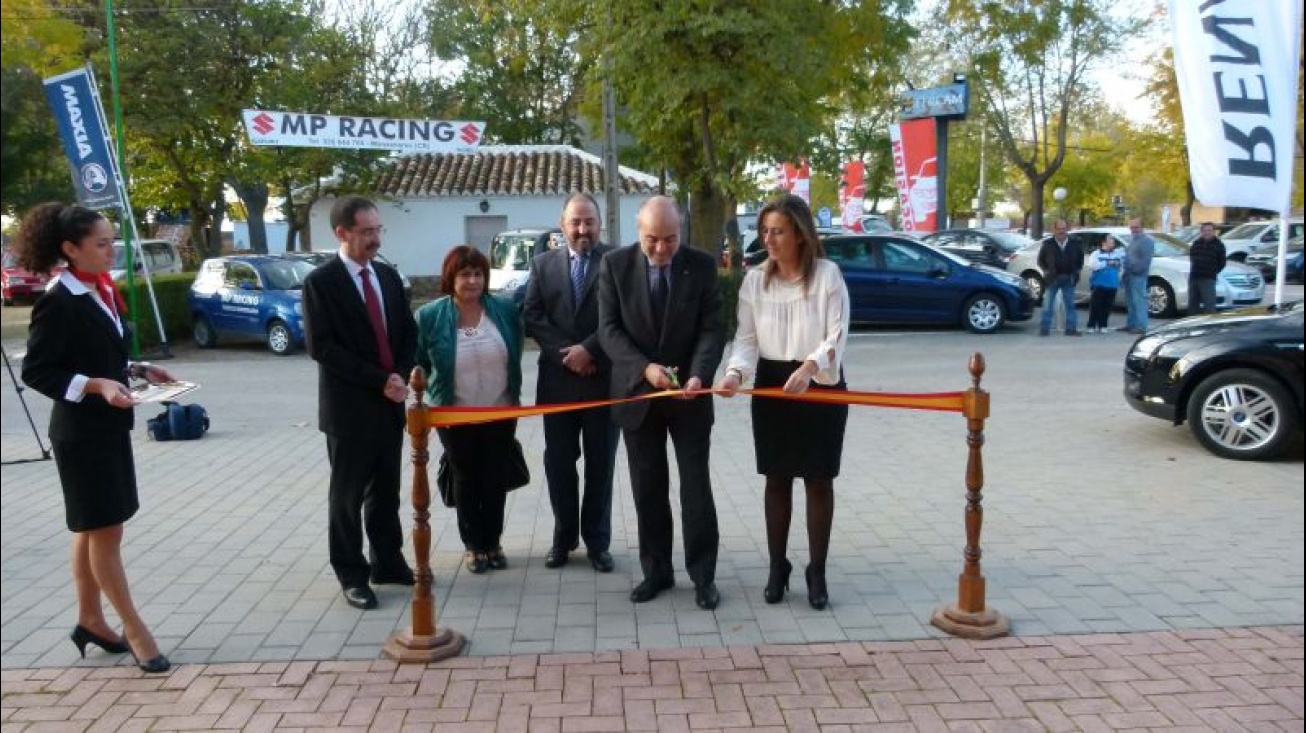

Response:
(889, 118), (939, 233)
(840, 161), (866, 232)
(1168, 1), (1303, 212)
(777, 160), (811, 204)
(43, 68), (123, 210)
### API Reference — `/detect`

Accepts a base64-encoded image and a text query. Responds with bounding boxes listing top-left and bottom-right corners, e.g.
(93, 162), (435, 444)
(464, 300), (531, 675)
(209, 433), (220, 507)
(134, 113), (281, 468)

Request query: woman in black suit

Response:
(16, 203), (173, 673)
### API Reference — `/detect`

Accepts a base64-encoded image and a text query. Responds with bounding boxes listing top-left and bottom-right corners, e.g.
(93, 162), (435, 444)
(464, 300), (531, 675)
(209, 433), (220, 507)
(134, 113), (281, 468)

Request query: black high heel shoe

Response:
(130, 648), (171, 674)
(71, 625), (129, 657)
(763, 559), (792, 604)
(805, 565), (829, 610)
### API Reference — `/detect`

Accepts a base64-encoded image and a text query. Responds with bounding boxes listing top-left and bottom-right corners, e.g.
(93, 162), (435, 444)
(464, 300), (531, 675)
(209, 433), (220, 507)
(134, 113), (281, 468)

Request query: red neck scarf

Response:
(68, 267), (128, 320)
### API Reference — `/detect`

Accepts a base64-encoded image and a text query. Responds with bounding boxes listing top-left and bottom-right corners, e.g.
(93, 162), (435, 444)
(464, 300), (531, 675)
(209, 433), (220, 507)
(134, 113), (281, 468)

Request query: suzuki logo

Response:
(459, 123), (480, 144)
(252, 113), (276, 135)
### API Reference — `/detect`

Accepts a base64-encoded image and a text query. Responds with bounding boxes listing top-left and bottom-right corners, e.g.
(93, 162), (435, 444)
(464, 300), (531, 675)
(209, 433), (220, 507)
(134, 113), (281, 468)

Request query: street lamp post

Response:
(1053, 187), (1068, 222)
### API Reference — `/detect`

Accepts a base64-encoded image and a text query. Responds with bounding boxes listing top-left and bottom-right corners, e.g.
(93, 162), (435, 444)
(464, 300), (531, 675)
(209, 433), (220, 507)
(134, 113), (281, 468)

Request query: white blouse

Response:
(726, 259), (850, 385)
(452, 313), (511, 407)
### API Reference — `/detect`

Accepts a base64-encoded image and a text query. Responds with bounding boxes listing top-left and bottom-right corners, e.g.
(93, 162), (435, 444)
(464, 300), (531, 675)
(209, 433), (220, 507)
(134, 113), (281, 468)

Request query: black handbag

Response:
(436, 453), (456, 508)
(498, 438), (531, 491)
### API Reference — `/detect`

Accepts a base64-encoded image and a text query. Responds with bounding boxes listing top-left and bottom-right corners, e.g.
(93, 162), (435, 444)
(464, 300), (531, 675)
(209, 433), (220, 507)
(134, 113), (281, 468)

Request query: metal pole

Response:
(976, 125), (987, 229)
(104, 0), (139, 356)
(602, 75), (621, 246)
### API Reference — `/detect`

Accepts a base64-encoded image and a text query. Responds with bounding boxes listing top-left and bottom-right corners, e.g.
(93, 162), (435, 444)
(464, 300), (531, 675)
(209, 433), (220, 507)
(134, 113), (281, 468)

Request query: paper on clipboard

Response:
(131, 381), (200, 403)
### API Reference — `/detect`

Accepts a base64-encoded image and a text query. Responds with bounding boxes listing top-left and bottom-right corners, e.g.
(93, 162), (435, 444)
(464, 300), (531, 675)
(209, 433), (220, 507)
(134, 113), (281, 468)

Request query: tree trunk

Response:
(1028, 179), (1047, 239)
(230, 179), (270, 253)
(689, 181), (728, 255)
(1181, 179), (1195, 226)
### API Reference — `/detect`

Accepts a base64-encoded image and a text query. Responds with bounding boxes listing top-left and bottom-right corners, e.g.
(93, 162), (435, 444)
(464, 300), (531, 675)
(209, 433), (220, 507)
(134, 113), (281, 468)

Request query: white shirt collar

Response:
(59, 270), (91, 295)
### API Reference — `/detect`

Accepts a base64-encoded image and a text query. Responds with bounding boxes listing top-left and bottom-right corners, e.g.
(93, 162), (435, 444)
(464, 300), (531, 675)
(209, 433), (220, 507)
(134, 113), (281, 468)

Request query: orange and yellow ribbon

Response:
(426, 387), (966, 429)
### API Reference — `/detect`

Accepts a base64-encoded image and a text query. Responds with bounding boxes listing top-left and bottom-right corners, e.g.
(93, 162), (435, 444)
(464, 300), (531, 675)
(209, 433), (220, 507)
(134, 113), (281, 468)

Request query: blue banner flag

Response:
(43, 67), (123, 210)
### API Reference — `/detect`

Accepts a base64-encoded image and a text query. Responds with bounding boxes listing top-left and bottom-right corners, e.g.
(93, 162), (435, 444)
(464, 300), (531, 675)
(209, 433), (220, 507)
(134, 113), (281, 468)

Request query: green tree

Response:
(0, 0), (91, 215)
(427, 0), (585, 145)
(568, 0), (915, 252)
(940, 0), (1143, 238)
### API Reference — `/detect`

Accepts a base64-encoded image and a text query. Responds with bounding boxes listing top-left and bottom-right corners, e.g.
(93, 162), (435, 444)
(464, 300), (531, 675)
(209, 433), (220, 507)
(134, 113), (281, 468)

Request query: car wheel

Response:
(192, 315), (217, 348)
(963, 294), (1006, 334)
(1147, 279), (1176, 318)
(1186, 368), (1297, 460)
(1021, 271), (1044, 304)
(266, 320), (295, 356)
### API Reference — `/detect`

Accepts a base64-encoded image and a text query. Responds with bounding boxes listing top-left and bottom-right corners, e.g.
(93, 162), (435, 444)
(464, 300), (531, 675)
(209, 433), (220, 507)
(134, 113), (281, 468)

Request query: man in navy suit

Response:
(302, 196), (418, 610)
(523, 193), (620, 572)
(597, 196), (725, 609)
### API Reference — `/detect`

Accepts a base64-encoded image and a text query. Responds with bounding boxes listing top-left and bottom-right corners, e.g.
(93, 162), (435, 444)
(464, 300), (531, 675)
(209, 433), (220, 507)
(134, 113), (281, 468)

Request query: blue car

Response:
(821, 234), (1035, 333)
(188, 255), (316, 355)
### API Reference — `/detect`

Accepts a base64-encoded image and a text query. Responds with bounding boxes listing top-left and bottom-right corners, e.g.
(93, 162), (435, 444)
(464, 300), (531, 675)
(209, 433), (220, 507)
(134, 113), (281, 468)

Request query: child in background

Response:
(1086, 235), (1126, 333)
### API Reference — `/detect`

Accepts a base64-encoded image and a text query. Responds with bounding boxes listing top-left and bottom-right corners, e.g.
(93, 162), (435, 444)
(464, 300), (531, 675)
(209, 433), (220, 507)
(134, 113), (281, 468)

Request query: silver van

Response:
(111, 239), (183, 281)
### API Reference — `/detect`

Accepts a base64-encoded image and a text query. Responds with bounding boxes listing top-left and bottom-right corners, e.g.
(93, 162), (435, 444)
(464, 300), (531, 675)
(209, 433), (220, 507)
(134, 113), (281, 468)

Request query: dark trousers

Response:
(1087, 286), (1117, 329)
(439, 422), (513, 553)
(543, 406), (619, 553)
(325, 428), (406, 587)
(1189, 277), (1218, 315)
(622, 396), (718, 587)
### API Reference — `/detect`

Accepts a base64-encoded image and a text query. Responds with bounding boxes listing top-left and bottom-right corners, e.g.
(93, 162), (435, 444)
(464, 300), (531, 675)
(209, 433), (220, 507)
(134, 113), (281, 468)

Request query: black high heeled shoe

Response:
(129, 646), (171, 674)
(805, 565), (829, 610)
(71, 625), (129, 657)
(763, 559), (792, 604)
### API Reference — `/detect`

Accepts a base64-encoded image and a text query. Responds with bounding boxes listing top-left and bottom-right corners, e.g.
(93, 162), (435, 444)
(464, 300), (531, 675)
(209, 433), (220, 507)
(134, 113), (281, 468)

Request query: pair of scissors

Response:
(662, 366), (680, 389)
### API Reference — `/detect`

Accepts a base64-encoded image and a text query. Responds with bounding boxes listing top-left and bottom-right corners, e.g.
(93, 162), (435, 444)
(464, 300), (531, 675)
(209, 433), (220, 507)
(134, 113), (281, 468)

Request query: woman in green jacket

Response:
(416, 246), (524, 574)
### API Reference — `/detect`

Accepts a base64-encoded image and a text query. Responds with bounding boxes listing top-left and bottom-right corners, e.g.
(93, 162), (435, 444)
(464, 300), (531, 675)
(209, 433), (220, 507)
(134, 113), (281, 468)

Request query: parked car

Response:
(188, 255), (316, 355)
(291, 250), (412, 302)
(1171, 222), (1234, 244)
(1009, 227), (1264, 318)
(821, 233), (1034, 333)
(1218, 218), (1305, 262)
(2, 249), (50, 305)
(1244, 235), (1304, 283)
(1123, 301), (1304, 460)
(742, 226), (844, 270)
(921, 229), (1036, 270)
(488, 228), (565, 302)
(1289, 250), (1306, 283)
(110, 239), (183, 281)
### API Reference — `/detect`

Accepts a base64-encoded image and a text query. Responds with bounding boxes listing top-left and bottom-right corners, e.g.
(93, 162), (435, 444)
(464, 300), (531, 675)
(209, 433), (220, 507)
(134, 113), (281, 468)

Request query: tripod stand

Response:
(1, 341), (52, 465)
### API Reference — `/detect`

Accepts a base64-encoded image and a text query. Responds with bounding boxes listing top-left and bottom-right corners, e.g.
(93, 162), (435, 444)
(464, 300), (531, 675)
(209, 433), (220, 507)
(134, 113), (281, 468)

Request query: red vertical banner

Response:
(889, 118), (939, 233)
(777, 159), (811, 204)
(840, 161), (865, 232)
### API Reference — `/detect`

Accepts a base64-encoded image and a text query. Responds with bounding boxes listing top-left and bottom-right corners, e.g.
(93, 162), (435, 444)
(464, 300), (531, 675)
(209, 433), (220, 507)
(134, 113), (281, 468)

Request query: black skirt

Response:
(437, 419), (519, 498)
(751, 358), (848, 479)
(52, 431), (139, 532)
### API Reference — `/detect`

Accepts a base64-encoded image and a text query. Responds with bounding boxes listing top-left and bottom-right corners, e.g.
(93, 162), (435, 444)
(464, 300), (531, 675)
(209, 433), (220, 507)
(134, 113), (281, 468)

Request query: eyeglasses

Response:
(353, 226), (385, 236)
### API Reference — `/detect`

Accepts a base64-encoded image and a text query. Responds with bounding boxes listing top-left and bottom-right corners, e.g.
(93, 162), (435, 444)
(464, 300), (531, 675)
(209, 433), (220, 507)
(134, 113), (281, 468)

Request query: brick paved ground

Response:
(3, 309), (1302, 730)
(2, 626), (1301, 731)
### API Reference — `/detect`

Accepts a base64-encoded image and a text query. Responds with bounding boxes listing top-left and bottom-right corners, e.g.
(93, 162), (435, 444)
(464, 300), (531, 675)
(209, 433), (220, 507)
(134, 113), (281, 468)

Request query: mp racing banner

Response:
(1169, 1), (1303, 211)
(43, 67), (123, 210)
(889, 118), (938, 233)
(243, 110), (486, 153)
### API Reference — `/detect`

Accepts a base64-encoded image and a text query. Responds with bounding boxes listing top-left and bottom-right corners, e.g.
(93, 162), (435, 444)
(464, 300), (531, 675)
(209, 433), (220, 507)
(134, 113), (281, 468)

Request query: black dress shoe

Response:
(629, 575), (674, 603)
(342, 585), (378, 610)
(694, 583), (720, 610)
(71, 625), (130, 657)
(370, 567), (415, 586)
(131, 650), (171, 674)
(487, 547), (508, 570)
(464, 552), (489, 574)
(805, 565), (829, 611)
(544, 546), (571, 568)
(588, 550), (615, 573)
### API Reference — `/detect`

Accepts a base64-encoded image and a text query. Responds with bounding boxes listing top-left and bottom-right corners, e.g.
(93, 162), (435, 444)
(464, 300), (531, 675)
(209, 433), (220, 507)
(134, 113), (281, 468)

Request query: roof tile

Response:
(368, 146), (657, 198)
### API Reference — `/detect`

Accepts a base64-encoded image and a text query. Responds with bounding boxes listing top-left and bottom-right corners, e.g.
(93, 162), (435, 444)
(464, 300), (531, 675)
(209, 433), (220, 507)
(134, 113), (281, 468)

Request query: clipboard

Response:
(131, 381), (200, 403)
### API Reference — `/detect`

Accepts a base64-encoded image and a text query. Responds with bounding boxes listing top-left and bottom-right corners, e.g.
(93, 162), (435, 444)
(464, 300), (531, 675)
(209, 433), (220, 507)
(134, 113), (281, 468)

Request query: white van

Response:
(487, 228), (564, 302)
(110, 239), (183, 281)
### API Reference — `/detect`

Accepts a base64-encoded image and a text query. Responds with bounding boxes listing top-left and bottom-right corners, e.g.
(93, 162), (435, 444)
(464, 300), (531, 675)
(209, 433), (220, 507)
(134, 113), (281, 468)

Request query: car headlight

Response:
(1129, 335), (1165, 358)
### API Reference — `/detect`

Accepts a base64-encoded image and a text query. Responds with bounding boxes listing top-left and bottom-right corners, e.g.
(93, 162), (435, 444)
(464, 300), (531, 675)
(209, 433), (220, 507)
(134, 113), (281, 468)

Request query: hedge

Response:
(115, 272), (197, 352)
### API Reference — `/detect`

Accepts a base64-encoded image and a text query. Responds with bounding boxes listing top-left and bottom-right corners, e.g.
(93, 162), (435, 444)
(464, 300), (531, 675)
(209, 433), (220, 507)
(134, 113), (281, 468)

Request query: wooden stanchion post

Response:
(931, 353), (1010, 639)
(383, 367), (466, 662)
